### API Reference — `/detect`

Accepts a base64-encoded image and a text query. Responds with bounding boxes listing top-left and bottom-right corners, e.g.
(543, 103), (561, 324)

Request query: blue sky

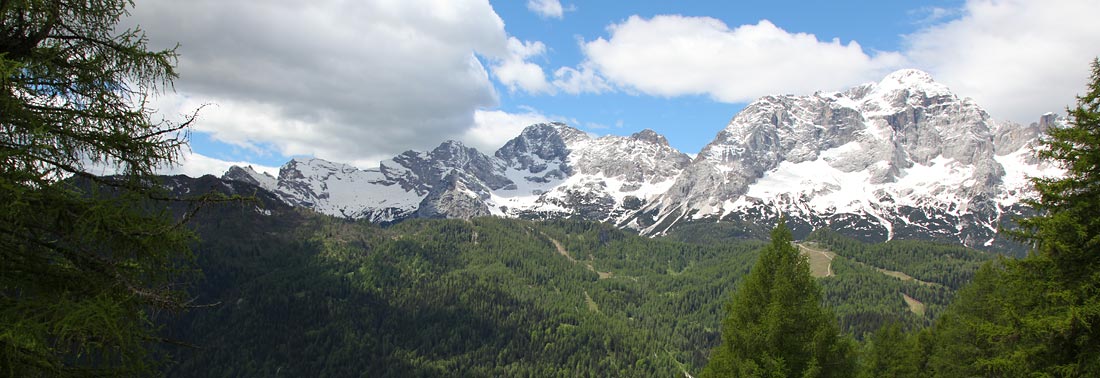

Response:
(126, 0), (1100, 176)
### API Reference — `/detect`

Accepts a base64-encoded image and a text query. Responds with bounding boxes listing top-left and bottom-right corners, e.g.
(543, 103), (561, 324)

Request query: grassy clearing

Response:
(547, 234), (614, 279)
(902, 293), (926, 316)
(800, 239), (941, 287)
(874, 267), (941, 287)
(797, 243), (836, 278)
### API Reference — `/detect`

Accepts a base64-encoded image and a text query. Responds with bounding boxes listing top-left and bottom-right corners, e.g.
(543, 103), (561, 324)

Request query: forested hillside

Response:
(162, 196), (760, 376)
(154, 181), (991, 377)
(807, 229), (994, 335)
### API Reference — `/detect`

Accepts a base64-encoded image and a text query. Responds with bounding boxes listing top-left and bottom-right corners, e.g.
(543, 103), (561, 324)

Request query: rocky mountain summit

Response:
(223, 69), (1061, 249)
(226, 122), (690, 223)
(630, 69), (1060, 248)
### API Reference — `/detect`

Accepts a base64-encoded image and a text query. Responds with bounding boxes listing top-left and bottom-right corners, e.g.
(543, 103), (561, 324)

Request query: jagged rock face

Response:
(265, 158), (421, 221)
(572, 130), (691, 183)
(660, 69), (1002, 214)
(857, 70), (995, 165)
(223, 165), (279, 193)
(416, 172), (492, 219)
(222, 123), (692, 225)
(220, 69), (1061, 249)
(494, 122), (581, 183)
(274, 159), (334, 208)
(993, 112), (1055, 159)
(430, 141), (513, 190)
(636, 69), (1059, 249)
(657, 93), (865, 212)
(994, 121), (1040, 156)
(489, 123), (691, 223)
(383, 140), (513, 195)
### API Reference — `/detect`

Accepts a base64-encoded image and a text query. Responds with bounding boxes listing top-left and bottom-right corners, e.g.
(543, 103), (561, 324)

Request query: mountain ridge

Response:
(222, 69), (1062, 249)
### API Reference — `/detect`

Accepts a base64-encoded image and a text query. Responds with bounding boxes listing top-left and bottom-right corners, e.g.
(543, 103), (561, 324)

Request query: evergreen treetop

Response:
(703, 219), (855, 378)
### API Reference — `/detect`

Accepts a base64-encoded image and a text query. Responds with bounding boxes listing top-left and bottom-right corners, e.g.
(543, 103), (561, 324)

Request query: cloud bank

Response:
(579, 16), (904, 102)
(492, 38), (553, 94)
(128, 0), (546, 169)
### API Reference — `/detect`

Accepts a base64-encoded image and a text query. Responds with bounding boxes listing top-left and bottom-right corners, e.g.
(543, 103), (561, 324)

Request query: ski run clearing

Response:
(796, 243), (836, 278)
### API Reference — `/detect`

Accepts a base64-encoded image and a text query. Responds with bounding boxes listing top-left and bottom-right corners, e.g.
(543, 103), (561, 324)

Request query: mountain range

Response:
(221, 69), (1061, 250)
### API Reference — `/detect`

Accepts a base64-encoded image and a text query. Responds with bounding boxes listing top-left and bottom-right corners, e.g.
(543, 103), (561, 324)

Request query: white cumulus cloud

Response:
(492, 37), (553, 94)
(553, 64), (612, 95)
(566, 1), (1100, 124)
(576, 16), (905, 102)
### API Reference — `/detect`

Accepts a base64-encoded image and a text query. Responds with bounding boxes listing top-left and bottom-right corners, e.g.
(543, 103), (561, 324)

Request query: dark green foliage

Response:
(808, 229), (992, 337)
(808, 228), (992, 289)
(702, 220), (856, 378)
(150, 182), (1001, 377)
(820, 257), (938, 337)
(663, 220), (773, 245)
(919, 260), (1039, 376)
(161, 212), (764, 377)
(858, 322), (919, 378)
(1, 1), (199, 376)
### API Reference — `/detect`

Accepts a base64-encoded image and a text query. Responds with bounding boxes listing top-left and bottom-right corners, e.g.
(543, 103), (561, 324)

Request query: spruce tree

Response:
(702, 219), (854, 378)
(1003, 57), (1100, 376)
(0, 1), (203, 376)
(924, 58), (1100, 377)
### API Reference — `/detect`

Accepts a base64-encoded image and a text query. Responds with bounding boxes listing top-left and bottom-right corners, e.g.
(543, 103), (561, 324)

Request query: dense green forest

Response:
(149, 183), (993, 377)
(702, 221), (856, 378)
(165, 200), (759, 376)
(808, 229), (993, 335)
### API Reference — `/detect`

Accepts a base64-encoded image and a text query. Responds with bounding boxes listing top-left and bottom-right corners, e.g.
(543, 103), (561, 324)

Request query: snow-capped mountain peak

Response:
(630, 129), (669, 145)
(223, 165), (278, 193)
(223, 122), (693, 223)
(221, 69), (1061, 249)
(876, 69), (945, 93)
(630, 69), (1059, 248)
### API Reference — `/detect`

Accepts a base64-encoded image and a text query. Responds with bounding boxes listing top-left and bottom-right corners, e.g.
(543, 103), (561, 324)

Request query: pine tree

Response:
(0, 1), (203, 376)
(702, 219), (854, 378)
